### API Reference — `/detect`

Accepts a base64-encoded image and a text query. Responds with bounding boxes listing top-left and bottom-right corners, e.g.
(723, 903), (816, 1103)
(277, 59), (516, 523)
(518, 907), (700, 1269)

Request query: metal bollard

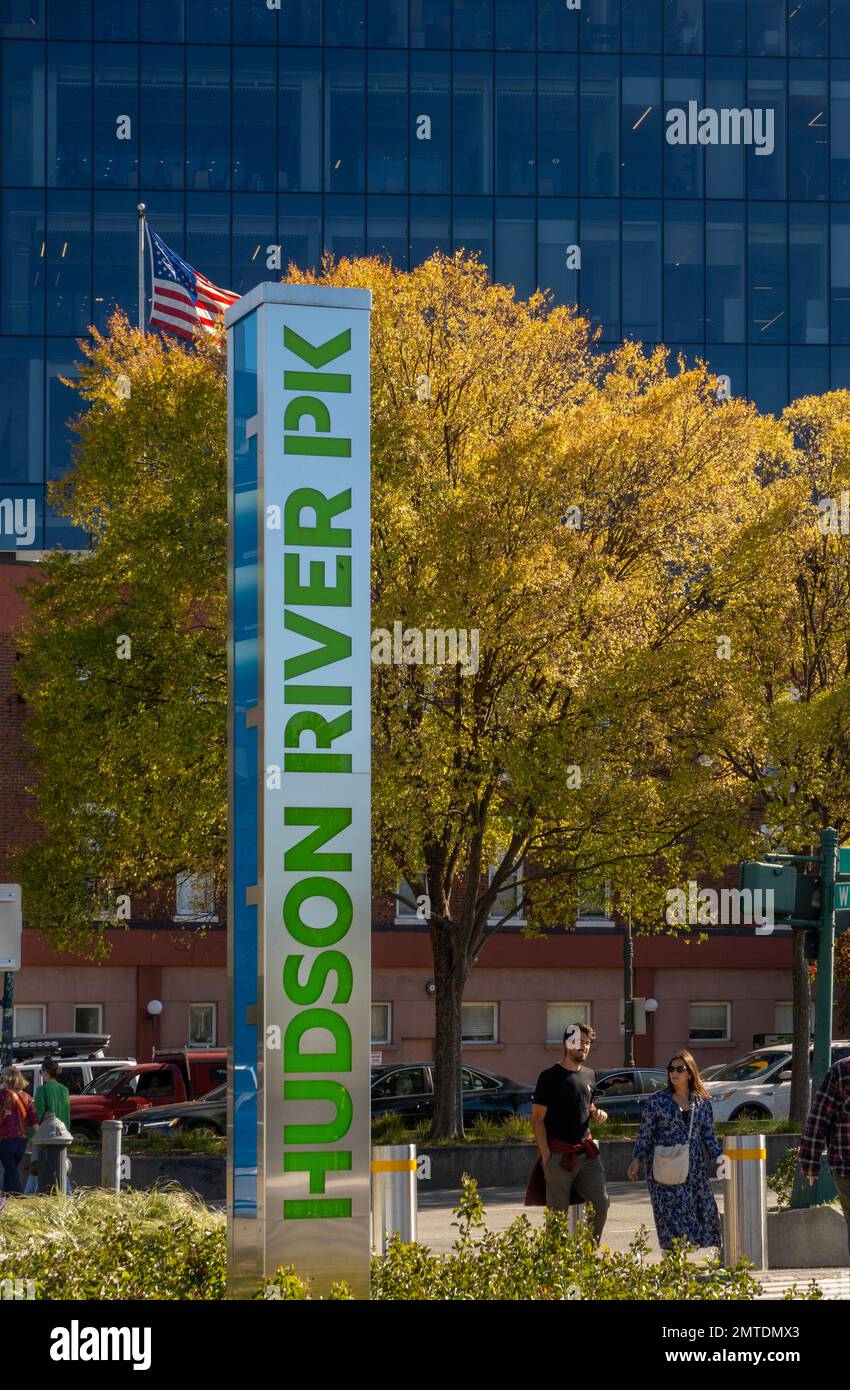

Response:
(568, 1202), (587, 1234)
(722, 1132), (767, 1270)
(371, 1144), (417, 1253)
(100, 1119), (123, 1193)
(33, 1113), (72, 1196)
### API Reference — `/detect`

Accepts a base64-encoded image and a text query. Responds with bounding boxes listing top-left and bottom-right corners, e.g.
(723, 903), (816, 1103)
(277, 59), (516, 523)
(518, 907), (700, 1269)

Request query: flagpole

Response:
(137, 203), (146, 335)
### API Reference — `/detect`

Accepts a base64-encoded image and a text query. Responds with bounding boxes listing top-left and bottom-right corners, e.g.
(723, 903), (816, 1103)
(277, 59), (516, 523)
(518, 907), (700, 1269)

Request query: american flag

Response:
(147, 227), (239, 340)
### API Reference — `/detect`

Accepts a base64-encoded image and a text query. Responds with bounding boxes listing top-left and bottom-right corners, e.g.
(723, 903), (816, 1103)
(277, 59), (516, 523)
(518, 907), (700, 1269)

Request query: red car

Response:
(70, 1050), (226, 1142)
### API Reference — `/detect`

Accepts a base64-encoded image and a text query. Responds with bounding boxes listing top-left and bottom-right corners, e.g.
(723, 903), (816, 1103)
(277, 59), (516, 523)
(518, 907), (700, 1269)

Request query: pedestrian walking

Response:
(798, 1053), (850, 1258)
(527, 1022), (610, 1239)
(627, 1049), (723, 1252)
(0, 1068), (39, 1196)
(25, 1056), (72, 1196)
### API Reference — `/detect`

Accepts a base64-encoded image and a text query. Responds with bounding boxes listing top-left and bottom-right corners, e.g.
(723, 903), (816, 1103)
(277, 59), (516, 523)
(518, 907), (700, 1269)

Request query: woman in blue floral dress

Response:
(627, 1050), (724, 1251)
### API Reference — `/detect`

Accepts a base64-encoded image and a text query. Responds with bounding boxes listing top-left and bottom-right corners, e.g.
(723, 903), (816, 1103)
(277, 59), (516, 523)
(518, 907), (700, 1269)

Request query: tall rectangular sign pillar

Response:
(226, 283), (372, 1298)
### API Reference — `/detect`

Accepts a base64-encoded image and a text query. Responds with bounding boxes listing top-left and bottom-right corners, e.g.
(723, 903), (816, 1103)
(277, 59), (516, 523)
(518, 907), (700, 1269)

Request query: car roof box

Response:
(11, 1033), (112, 1061)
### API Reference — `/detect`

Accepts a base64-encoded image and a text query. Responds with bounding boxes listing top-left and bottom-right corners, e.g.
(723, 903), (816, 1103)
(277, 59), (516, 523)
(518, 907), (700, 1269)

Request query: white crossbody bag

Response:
(652, 1098), (696, 1186)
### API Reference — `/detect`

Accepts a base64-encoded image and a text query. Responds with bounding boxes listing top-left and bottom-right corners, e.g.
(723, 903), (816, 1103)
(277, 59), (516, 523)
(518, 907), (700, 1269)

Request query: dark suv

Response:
(371, 1063), (534, 1123)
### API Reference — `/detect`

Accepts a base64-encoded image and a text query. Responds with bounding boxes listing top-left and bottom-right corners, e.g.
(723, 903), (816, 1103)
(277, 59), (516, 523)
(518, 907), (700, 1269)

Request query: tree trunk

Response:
(429, 933), (467, 1141)
(789, 927), (812, 1125)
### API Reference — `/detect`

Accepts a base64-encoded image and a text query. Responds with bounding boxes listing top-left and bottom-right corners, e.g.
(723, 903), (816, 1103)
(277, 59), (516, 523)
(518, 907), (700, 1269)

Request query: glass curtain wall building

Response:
(4, 0), (850, 547)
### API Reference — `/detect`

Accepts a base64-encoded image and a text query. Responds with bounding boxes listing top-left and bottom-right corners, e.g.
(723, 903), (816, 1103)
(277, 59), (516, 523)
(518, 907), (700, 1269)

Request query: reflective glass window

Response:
(93, 45), (139, 189)
(455, 0), (493, 48)
(279, 192), (322, 272)
(749, 203), (787, 343)
(790, 204), (827, 345)
(580, 56), (618, 196)
(788, 0), (827, 56)
(538, 54), (578, 196)
(537, 0), (578, 50)
(47, 43), (91, 189)
(94, 0), (137, 40)
(1, 190), (44, 334)
(537, 198), (578, 303)
(93, 192), (137, 331)
(186, 190), (229, 286)
(140, 46), (184, 190)
(46, 338), (80, 482)
(789, 63), (828, 201)
(453, 53), (492, 195)
(832, 62), (850, 199)
(496, 54), (534, 196)
(368, 0), (408, 46)
(325, 193), (366, 258)
(789, 347), (828, 400)
(411, 53), (451, 194)
(746, 62), (785, 199)
(705, 59), (744, 197)
(664, 0), (702, 54)
(621, 56), (661, 197)
(324, 0), (365, 45)
(187, 0), (230, 42)
(747, 346), (786, 414)
(580, 199), (619, 339)
(234, 0), (277, 43)
(46, 190), (91, 334)
(831, 206), (850, 344)
(47, 0), (92, 39)
(664, 59), (702, 196)
(367, 194), (409, 268)
(2, 42), (46, 187)
(0, 340), (44, 484)
(748, 1), (785, 56)
(704, 0), (743, 54)
(580, 0), (619, 53)
(141, 0), (184, 40)
(410, 195), (451, 262)
(233, 48), (276, 192)
(1, 1), (44, 37)
(233, 194), (276, 295)
(453, 196), (493, 272)
(187, 47), (230, 192)
(368, 51), (408, 194)
(664, 202), (704, 341)
(280, 50), (321, 193)
(495, 196), (535, 299)
(621, 0), (661, 53)
(706, 202), (745, 342)
(496, 0), (535, 49)
(281, 0), (320, 44)
(410, 0), (451, 47)
(831, 347), (850, 388)
(707, 345), (744, 397)
(836, 0), (850, 56)
(325, 49), (365, 194)
(622, 201), (661, 341)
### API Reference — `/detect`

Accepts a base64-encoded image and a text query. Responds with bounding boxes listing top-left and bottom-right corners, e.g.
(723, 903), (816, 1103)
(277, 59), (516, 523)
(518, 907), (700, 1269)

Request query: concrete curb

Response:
(768, 1205), (850, 1269)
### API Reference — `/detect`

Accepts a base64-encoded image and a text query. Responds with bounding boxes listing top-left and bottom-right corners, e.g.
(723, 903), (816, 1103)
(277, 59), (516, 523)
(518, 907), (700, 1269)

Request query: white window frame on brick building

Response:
(546, 1002), (592, 1044)
(13, 1004), (46, 1036)
(174, 870), (218, 922)
(689, 1002), (731, 1043)
(487, 863), (524, 924)
(575, 881), (614, 926)
(74, 1003), (103, 1035)
(371, 1003), (392, 1045)
(394, 874), (427, 924)
(461, 1002), (498, 1044)
(189, 1003), (217, 1046)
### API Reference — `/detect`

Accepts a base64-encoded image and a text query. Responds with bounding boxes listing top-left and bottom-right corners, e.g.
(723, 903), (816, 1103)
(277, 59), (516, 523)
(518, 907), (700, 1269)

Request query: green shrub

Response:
(0, 1187), (226, 1300)
(771, 1148), (800, 1209)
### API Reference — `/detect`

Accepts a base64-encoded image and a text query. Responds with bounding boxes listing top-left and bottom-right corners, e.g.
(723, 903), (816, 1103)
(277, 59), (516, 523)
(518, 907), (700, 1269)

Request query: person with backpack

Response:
(0, 1068), (38, 1195)
(25, 1056), (73, 1196)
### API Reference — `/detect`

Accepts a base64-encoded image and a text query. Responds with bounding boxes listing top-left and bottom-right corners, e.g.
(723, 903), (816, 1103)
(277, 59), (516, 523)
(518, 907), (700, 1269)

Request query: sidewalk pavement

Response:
(416, 1182), (850, 1299)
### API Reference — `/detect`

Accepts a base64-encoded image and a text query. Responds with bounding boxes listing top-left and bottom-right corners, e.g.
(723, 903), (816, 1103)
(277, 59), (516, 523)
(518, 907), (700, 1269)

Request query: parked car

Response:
(370, 1063), (535, 1124)
(70, 1049), (227, 1142)
(123, 1083), (227, 1138)
(12, 1033), (135, 1098)
(704, 1041), (850, 1122)
(591, 1067), (671, 1122)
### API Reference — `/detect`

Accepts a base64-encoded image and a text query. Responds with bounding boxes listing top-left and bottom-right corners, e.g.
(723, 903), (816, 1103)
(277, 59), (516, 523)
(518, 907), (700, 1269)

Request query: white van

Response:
(11, 1034), (135, 1098)
(704, 1042), (850, 1122)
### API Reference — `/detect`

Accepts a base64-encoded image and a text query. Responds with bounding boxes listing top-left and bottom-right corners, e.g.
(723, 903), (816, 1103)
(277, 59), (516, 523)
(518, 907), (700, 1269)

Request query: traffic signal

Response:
(804, 926), (820, 961)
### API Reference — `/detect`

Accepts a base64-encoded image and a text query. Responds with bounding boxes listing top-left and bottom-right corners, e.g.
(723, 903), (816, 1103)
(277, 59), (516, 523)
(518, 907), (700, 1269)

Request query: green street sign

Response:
(839, 847), (850, 876)
(835, 881), (850, 912)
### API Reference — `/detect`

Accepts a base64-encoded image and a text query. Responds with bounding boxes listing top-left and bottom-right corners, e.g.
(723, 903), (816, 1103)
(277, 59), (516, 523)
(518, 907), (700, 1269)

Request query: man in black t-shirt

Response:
(531, 1022), (610, 1237)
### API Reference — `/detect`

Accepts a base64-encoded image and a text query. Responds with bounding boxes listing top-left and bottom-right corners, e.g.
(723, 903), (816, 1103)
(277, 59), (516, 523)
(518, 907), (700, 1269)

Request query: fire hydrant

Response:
(32, 1111), (72, 1195)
